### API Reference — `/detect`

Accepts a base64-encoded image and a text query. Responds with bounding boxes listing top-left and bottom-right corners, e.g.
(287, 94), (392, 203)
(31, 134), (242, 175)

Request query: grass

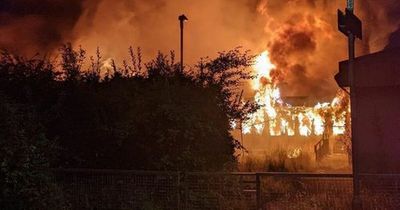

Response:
(238, 148), (314, 172)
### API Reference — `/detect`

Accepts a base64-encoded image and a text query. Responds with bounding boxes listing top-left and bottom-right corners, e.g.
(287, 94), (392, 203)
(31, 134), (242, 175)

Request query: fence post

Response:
(183, 172), (188, 210)
(177, 172), (181, 210)
(256, 173), (261, 210)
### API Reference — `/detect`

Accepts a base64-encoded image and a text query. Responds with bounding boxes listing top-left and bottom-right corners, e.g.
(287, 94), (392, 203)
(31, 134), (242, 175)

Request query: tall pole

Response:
(238, 90), (245, 158)
(347, 0), (361, 209)
(179, 14), (188, 73)
(338, 2), (362, 207)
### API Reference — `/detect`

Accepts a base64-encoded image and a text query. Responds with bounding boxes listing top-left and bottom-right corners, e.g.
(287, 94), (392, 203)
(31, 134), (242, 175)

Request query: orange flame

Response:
(243, 51), (348, 137)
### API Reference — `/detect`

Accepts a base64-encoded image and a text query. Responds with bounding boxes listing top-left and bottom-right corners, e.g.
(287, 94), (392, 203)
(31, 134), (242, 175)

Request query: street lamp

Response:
(179, 14), (188, 73)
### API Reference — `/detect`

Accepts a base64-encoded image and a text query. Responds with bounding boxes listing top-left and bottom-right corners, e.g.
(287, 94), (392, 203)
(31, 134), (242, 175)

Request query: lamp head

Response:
(179, 14), (188, 22)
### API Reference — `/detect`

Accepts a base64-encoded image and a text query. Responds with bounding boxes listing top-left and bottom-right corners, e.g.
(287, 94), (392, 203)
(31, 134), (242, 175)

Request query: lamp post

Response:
(179, 14), (188, 73)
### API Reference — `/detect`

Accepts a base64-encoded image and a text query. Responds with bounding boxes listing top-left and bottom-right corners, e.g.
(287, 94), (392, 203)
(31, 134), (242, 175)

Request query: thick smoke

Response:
(0, 0), (83, 56)
(359, 0), (400, 52)
(386, 29), (400, 50)
(257, 0), (343, 100)
(70, 0), (264, 64)
(0, 0), (399, 99)
(258, 0), (400, 100)
(0, 0), (264, 61)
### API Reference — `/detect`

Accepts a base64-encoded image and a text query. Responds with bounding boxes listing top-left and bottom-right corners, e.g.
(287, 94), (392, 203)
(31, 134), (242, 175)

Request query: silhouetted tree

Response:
(0, 45), (258, 172)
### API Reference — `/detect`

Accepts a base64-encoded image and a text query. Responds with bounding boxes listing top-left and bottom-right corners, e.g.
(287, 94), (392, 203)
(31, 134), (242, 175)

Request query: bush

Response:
(0, 45), (258, 172)
(0, 94), (69, 210)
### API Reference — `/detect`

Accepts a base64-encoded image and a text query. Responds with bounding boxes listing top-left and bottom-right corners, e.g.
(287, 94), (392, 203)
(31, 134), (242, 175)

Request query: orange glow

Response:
(242, 51), (348, 137)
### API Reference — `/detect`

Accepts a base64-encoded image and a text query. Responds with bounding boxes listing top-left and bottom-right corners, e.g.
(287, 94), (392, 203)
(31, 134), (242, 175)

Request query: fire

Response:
(243, 51), (348, 137)
(251, 51), (276, 90)
(287, 148), (302, 159)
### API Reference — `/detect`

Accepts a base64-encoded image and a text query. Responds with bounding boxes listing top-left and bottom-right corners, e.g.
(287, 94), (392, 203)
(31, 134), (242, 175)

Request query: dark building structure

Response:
(336, 47), (400, 173)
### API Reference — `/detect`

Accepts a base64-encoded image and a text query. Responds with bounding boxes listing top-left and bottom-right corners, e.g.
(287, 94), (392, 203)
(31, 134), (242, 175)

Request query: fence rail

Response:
(52, 169), (400, 210)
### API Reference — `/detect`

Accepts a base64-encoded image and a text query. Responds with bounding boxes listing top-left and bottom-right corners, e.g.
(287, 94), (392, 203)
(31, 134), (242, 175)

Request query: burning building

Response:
(243, 52), (348, 138)
(235, 51), (350, 165)
(1, 0), (400, 169)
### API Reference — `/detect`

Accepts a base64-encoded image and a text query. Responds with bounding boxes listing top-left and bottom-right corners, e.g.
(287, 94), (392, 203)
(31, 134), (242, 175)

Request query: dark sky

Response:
(0, 0), (83, 54)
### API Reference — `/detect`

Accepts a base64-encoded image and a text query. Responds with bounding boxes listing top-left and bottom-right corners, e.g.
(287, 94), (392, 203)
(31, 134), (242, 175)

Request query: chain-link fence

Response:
(53, 169), (181, 210)
(359, 174), (400, 209)
(53, 169), (258, 210)
(257, 173), (353, 209)
(52, 169), (400, 210)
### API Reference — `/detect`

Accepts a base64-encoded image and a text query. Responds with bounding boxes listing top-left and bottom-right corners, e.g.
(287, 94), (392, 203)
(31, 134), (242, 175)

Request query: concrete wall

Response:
(338, 48), (400, 173)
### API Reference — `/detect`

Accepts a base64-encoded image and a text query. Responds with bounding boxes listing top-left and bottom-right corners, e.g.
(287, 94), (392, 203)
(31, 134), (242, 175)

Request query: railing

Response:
(314, 132), (330, 162)
(50, 169), (400, 210)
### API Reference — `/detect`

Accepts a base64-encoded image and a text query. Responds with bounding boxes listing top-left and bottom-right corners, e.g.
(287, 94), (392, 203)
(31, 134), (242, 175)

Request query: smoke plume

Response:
(257, 0), (400, 100)
(0, 0), (399, 99)
(0, 0), (83, 56)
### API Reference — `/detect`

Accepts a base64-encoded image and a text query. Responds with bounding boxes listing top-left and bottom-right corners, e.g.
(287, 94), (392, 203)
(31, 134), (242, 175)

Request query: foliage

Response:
(0, 45), (258, 172)
(0, 94), (68, 210)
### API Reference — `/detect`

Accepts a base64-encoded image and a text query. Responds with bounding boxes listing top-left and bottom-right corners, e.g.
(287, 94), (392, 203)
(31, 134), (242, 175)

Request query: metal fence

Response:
(52, 169), (400, 210)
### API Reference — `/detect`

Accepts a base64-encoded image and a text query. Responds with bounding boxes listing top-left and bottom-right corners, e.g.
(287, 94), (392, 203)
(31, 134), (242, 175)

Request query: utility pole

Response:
(178, 14), (188, 73)
(338, 0), (362, 209)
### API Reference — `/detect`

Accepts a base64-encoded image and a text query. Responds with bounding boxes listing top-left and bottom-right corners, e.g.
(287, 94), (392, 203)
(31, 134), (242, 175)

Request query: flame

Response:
(287, 148), (302, 159)
(251, 51), (276, 90)
(243, 51), (349, 137)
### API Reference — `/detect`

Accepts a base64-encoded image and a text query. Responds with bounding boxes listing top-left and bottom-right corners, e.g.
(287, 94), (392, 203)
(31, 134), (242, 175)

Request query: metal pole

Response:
(241, 124), (244, 157)
(346, 0), (361, 209)
(256, 173), (261, 210)
(349, 32), (362, 210)
(180, 20), (184, 72)
(178, 15), (188, 73)
(238, 90), (245, 158)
